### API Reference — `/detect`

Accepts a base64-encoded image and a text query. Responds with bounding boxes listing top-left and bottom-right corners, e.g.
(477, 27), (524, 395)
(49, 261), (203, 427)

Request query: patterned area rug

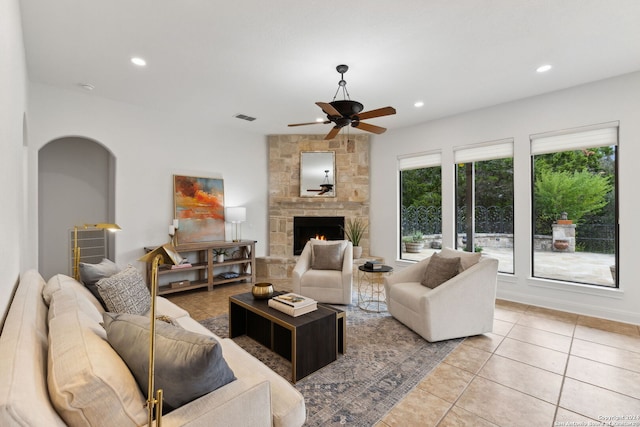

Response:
(200, 305), (462, 426)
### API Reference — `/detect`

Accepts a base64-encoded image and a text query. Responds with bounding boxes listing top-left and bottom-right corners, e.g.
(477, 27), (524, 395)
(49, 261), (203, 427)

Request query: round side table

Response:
(357, 265), (393, 312)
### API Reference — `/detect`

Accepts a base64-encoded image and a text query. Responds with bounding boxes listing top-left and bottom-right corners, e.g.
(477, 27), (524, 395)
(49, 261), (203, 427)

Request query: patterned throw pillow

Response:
(96, 266), (151, 315)
(421, 252), (462, 289)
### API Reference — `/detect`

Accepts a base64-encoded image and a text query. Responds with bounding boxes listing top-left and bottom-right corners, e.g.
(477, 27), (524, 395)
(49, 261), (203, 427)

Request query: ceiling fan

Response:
(288, 64), (396, 140)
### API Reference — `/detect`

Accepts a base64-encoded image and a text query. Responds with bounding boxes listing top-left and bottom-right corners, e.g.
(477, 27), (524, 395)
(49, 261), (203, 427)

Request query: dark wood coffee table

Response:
(229, 292), (345, 382)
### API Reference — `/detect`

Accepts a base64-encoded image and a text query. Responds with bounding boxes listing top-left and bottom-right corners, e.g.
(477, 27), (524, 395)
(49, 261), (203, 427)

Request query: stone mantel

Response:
(268, 134), (371, 259)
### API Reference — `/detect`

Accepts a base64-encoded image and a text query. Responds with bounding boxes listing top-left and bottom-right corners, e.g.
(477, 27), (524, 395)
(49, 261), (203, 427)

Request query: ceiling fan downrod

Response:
(333, 64), (351, 102)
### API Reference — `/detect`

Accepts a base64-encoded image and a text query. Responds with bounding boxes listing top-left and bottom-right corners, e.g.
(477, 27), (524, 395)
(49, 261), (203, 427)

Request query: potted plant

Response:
(342, 217), (367, 258)
(213, 248), (228, 263)
(404, 231), (425, 253)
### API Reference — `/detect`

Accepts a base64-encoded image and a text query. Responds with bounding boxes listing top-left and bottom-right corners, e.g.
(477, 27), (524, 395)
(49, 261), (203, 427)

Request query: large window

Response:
(531, 124), (618, 287)
(455, 140), (514, 273)
(399, 152), (442, 261)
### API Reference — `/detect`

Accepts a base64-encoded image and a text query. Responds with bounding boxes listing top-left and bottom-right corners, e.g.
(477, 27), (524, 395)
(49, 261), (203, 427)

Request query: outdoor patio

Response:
(402, 247), (616, 287)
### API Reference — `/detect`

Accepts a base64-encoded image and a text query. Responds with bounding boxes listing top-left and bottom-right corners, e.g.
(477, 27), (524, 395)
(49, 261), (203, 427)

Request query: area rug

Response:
(200, 306), (462, 426)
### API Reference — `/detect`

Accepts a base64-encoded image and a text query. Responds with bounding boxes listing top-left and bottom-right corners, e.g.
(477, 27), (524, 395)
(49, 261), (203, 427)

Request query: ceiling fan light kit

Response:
(289, 64), (396, 140)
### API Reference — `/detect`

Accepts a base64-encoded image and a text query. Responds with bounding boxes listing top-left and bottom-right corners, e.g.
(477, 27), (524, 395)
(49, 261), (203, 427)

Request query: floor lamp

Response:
(73, 223), (121, 281)
(225, 207), (246, 242)
(139, 243), (180, 426)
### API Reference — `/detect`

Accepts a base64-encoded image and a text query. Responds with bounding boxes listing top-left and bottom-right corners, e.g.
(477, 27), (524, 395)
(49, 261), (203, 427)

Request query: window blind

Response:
(454, 138), (514, 163)
(398, 152), (441, 170)
(531, 123), (618, 155)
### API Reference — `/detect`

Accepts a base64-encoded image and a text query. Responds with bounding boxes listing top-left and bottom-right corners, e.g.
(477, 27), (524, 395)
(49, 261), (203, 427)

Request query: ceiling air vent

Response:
(234, 113), (257, 122)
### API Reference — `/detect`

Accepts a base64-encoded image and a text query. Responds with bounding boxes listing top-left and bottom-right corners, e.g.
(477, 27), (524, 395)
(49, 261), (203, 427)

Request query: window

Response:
(399, 152), (442, 261)
(531, 124), (618, 287)
(455, 139), (514, 274)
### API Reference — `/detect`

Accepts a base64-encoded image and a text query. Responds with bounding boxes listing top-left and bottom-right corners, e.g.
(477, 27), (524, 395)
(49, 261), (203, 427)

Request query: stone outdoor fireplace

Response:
(293, 216), (345, 255)
(257, 133), (371, 278)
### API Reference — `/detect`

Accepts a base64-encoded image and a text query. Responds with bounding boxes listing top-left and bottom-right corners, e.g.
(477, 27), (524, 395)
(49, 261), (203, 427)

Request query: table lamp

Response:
(225, 207), (246, 242)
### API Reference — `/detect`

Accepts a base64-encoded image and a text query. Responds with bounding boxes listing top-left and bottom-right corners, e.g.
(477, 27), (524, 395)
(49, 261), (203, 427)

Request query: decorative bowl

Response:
(252, 282), (274, 299)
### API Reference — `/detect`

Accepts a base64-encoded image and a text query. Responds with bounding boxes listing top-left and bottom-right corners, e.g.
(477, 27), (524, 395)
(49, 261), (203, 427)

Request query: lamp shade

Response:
(225, 207), (246, 223)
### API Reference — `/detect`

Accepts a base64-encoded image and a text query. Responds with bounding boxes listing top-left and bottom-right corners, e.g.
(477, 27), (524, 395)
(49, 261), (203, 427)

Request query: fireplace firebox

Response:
(293, 216), (345, 255)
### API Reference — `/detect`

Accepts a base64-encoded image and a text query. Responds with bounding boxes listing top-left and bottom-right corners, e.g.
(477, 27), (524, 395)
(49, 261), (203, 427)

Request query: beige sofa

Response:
(384, 252), (498, 342)
(0, 270), (306, 427)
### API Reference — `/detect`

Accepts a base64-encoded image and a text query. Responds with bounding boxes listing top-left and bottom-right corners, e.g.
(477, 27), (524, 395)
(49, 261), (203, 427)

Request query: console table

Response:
(144, 240), (256, 296)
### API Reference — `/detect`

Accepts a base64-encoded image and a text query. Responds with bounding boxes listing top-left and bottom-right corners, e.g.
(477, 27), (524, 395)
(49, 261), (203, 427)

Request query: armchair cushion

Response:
(311, 243), (344, 270)
(421, 252), (462, 289)
(439, 247), (481, 270)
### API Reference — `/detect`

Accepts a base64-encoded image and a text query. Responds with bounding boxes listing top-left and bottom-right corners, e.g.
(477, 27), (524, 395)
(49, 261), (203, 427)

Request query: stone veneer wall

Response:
(267, 133), (371, 261)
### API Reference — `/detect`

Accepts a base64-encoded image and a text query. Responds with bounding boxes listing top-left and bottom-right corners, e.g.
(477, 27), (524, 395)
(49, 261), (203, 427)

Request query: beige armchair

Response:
(292, 239), (353, 304)
(384, 249), (498, 342)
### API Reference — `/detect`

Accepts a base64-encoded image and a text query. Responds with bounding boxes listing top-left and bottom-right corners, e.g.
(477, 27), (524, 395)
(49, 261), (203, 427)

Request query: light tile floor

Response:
(166, 279), (640, 427)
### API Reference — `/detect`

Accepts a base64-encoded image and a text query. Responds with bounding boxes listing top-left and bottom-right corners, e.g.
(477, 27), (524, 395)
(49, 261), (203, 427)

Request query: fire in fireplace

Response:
(293, 216), (345, 255)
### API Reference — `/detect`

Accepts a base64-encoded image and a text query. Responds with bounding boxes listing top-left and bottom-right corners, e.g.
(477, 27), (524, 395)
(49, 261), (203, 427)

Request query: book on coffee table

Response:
(269, 293), (317, 317)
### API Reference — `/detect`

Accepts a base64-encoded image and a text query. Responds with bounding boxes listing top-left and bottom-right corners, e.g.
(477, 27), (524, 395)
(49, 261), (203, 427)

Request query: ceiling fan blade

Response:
(288, 121), (330, 127)
(356, 106), (396, 120)
(352, 121), (387, 134)
(324, 126), (341, 140)
(316, 102), (342, 117)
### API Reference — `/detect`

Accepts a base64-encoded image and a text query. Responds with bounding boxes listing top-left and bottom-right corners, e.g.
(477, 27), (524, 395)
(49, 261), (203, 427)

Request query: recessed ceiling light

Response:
(131, 57), (147, 67)
(316, 118), (325, 122)
(414, 101), (425, 108)
(536, 64), (552, 73)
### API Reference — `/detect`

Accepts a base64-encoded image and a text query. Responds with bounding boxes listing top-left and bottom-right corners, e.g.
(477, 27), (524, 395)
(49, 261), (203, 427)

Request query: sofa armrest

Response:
(291, 244), (312, 293)
(162, 376), (272, 427)
(420, 256), (498, 341)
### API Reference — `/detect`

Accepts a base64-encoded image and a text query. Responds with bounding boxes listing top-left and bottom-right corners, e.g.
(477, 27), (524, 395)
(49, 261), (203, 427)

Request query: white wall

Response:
(26, 83), (269, 275)
(38, 137), (113, 279)
(370, 71), (640, 325)
(0, 0), (28, 323)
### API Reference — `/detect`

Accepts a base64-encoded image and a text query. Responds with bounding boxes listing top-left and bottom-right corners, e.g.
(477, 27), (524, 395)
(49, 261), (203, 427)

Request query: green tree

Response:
(456, 158), (513, 209)
(534, 170), (612, 234)
(401, 167), (442, 208)
(533, 147), (613, 177)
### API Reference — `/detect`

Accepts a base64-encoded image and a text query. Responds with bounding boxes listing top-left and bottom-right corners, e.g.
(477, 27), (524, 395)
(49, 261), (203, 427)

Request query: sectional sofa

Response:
(0, 270), (306, 426)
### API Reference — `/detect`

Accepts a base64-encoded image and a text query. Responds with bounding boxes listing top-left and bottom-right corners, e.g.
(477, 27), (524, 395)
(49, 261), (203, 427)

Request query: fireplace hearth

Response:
(293, 216), (345, 255)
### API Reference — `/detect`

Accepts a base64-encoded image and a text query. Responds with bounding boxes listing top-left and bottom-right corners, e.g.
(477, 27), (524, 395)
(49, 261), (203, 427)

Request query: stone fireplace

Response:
(257, 133), (371, 278)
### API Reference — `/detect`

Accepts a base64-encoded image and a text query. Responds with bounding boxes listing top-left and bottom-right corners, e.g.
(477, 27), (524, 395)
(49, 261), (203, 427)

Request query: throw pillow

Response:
(439, 247), (481, 270)
(102, 312), (236, 411)
(79, 258), (120, 308)
(96, 266), (151, 315)
(421, 252), (462, 289)
(311, 243), (344, 270)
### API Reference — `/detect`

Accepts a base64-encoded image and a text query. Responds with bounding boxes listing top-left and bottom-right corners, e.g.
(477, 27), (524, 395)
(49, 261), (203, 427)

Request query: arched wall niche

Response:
(38, 136), (117, 280)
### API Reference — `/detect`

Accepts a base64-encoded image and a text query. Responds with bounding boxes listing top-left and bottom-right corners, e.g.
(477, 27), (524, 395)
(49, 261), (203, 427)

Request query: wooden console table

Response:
(144, 240), (256, 296)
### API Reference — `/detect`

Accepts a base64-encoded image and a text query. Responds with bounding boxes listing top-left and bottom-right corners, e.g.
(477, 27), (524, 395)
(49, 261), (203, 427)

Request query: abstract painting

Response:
(174, 175), (225, 244)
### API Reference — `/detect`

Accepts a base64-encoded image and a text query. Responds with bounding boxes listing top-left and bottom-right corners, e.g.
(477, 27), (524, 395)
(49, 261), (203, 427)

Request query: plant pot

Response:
(353, 246), (363, 259)
(553, 240), (569, 251)
(216, 254), (225, 263)
(405, 242), (424, 253)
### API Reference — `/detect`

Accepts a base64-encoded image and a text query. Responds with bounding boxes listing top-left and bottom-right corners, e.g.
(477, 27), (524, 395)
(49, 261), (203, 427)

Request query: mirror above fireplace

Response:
(300, 151), (335, 197)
